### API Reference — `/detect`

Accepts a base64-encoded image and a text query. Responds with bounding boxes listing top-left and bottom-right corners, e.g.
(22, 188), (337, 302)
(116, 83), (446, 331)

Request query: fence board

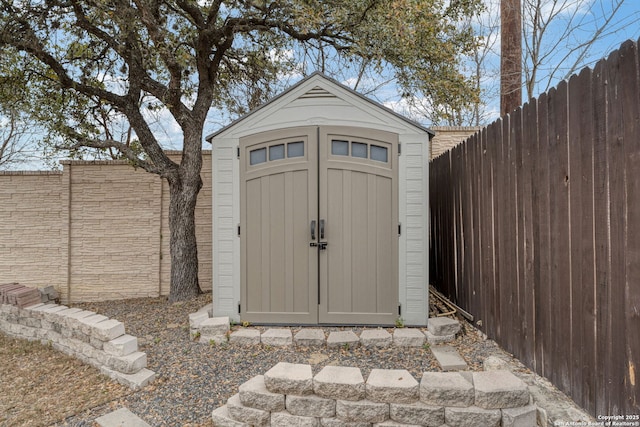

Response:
(461, 140), (474, 311)
(606, 48), (628, 416)
(480, 128), (494, 337)
(487, 120), (501, 342)
(592, 57), (612, 416)
(454, 145), (464, 303)
(577, 66), (598, 416)
(568, 68), (590, 412)
(620, 38), (640, 414)
(512, 107), (525, 361)
(554, 80), (572, 394)
(470, 132), (482, 318)
(497, 116), (512, 354)
(536, 91), (552, 379)
(546, 87), (560, 387)
(520, 100), (536, 371)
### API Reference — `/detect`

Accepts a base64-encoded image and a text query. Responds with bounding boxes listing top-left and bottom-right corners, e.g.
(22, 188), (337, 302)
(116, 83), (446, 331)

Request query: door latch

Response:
(310, 241), (328, 250)
(310, 219), (327, 249)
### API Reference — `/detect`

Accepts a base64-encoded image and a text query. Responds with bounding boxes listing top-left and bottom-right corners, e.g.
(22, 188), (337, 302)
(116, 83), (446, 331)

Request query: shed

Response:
(206, 72), (432, 326)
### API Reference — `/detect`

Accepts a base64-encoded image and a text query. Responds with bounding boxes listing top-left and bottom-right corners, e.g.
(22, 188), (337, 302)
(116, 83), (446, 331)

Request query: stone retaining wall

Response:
(211, 362), (539, 427)
(0, 302), (155, 390)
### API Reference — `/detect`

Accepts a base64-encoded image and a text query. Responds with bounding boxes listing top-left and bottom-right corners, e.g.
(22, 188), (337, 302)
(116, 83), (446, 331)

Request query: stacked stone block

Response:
(188, 316), (465, 351)
(189, 303), (231, 344)
(0, 283), (42, 308)
(0, 302), (155, 390)
(425, 317), (460, 345)
(188, 305), (435, 349)
(211, 362), (538, 426)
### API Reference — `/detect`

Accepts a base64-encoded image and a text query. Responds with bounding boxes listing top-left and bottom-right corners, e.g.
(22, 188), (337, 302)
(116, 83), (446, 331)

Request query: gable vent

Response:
(299, 86), (337, 99)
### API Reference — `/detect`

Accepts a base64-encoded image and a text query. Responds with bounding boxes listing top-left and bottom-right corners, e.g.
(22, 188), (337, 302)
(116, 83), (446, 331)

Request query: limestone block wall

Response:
(211, 362), (539, 427)
(430, 126), (482, 160)
(0, 302), (155, 390)
(65, 161), (162, 302)
(0, 172), (66, 291)
(0, 151), (212, 303)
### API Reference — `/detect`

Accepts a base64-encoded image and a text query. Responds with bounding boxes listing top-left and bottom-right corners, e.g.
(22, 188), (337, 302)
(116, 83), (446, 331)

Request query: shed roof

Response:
(206, 72), (433, 141)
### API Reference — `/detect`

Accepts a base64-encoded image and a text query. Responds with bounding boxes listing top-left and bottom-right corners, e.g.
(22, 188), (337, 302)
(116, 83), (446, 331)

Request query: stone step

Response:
(294, 328), (325, 346)
(427, 317), (461, 336)
(366, 369), (419, 403)
(264, 362), (314, 395)
(189, 311), (210, 330)
(211, 405), (249, 427)
(200, 316), (230, 336)
(188, 304), (468, 350)
(314, 366), (365, 401)
(472, 371), (530, 409)
(420, 372), (474, 407)
(229, 329), (261, 345)
(430, 345), (468, 371)
(424, 330), (456, 345)
(227, 393), (271, 427)
(261, 328), (293, 346)
(326, 331), (360, 349)
(100, 367), (156, 390)
(239, 375), (285, 411)
(392, 329), (425, 347)
(95, 407), (151, 427)
(360, 329), (392, 348)
(211, 405), (251, 427)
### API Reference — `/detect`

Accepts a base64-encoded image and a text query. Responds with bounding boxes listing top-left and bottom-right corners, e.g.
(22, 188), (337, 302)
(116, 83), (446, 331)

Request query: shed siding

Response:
(212, 142), (240, 319)
(400, 134), (429, 325)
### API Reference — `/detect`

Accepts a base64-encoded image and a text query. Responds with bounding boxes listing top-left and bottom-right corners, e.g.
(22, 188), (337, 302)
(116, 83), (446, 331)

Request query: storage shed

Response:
(207, 72), (432, 326)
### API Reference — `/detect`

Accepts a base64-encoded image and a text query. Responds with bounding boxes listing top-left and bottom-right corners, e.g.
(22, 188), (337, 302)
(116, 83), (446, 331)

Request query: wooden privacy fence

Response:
(429, 38), (639, 417)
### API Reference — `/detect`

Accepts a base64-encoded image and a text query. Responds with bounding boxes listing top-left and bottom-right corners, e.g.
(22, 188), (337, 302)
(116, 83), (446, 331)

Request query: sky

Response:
(3, 0), (640, 170)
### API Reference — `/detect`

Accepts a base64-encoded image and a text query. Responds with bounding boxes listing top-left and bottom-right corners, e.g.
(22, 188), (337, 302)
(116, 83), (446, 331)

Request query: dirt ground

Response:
(0, 333), (131, 427)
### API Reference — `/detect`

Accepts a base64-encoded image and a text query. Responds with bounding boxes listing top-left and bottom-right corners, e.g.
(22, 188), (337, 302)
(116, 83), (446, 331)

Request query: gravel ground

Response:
(50, 293), (533, 426)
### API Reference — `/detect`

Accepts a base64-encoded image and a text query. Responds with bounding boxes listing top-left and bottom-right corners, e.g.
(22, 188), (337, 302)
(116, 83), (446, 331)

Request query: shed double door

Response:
(240, 126), (398, 325)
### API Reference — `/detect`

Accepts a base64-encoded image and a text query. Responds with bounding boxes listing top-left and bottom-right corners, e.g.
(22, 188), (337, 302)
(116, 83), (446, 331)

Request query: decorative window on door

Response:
(249, 141), (305, 166)
(330, 139), (389, 164)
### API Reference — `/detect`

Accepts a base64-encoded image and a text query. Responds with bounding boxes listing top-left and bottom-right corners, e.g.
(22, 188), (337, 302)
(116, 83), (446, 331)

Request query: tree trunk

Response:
(500, 0), (522, 116)
(167, 162), (203, 302)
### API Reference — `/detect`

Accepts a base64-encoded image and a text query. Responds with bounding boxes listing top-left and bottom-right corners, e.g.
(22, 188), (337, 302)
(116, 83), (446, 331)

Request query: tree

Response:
(0, 0), (481, 301)
(0, 51), (38, 168)
(501, 0), (522, 115)
(0, 111), (33, 169)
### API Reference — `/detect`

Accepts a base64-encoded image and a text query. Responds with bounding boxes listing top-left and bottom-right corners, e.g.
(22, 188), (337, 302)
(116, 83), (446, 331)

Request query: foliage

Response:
(0, 50), (39, 168)
(0, 0), (481, 300)
(0, 0), (481, 160)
